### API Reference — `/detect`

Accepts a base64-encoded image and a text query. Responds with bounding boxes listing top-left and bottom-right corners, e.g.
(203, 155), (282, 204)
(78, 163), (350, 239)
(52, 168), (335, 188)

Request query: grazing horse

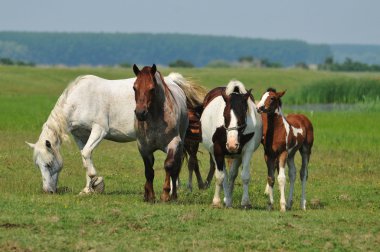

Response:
(26, 72), (204, 194)
(257, 88), (314, 211)
(201, 80), (262, 208)
(132, 64), (204, 202)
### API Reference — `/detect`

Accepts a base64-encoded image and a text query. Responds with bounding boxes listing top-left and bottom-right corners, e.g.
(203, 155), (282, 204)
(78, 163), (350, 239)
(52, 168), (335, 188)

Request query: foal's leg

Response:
(163, 136), (183, 201)
(278, 151), (288, 212)
(78, 125), (107, 194)
(265, 155), (276, 210)
(300, 149), (310, 210)
(223, 158), (241, 208)
(286, 155), (296, 210)
(204, 154), (216, 189)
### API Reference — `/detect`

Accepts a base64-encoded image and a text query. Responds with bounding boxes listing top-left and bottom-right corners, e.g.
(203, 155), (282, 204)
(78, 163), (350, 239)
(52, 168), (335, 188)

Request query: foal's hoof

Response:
(90, 176), (105, 193)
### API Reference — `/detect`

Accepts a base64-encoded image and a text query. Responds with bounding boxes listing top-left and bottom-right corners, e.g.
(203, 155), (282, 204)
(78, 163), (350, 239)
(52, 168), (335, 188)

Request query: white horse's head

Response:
(26, 137), (63, 193)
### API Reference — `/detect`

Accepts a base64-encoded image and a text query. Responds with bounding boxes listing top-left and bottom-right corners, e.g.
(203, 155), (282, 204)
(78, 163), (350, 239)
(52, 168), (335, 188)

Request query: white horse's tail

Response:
(167, 72), (207, 109)
(225, 80), (248, 95)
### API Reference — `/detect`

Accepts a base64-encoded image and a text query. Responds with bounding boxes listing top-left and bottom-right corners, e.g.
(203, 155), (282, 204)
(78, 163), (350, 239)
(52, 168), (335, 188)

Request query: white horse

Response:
(201, 81), (262, 208)
(26, 73), (191, 194)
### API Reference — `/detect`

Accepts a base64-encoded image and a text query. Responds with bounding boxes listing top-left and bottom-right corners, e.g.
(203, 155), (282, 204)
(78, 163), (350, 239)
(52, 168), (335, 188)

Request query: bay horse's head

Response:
(132, 64), (158, 121)
(222, 89), (252, 153)
(257, 88), (286, 114)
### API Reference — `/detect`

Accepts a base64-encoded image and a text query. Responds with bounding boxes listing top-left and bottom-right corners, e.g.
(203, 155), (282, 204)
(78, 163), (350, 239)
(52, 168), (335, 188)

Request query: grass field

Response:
(0, 65), (379, 251)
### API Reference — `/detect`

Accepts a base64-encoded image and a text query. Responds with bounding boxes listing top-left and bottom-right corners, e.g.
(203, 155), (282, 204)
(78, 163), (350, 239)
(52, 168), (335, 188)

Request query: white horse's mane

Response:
(225, 80), (247, 95)
(42, 76), (87, 144)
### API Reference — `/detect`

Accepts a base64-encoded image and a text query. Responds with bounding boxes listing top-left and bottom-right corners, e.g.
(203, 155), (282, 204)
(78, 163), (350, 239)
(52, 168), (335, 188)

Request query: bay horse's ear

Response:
(151, 64), (157, 76)
(133, 64), (140, 76)
(25, 141), (35, 149)
(244, 89), (253, 100)
(277, 90), (287, 98)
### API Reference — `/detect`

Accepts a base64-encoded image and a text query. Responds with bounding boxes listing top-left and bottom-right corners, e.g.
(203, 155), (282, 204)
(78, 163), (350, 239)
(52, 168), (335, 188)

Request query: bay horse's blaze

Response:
(257, 88), (314, 211)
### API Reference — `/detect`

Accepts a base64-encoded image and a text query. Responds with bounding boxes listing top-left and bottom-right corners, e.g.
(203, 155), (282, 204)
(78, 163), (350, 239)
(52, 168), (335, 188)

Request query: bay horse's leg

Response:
(78, 125), (107, 194)
(185, 141), (204, 191)
(140, 150), (155, 202)
(204, 154), (216, 189)
(212, 151), (225, 208)
(300, 149), (310, 210)
(163, 136), (183, 201)
(278, 151), (288, 212)
(286, 155), (296, 210)
(223, 158), (241, 208)
(265, 154), (276, 210)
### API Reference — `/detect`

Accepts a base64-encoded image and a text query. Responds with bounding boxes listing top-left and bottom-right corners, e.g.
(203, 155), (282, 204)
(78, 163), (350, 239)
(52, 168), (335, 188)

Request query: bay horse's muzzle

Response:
(135, 109), (148, 121)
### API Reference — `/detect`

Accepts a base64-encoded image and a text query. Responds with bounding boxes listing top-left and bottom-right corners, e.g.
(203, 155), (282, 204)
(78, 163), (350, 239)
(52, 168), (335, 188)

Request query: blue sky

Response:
(1, 0), (379, 45)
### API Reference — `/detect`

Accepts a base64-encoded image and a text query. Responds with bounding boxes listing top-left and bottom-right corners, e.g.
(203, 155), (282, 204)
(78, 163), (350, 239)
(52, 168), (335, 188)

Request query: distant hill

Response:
(0, 32), (332, 67)
(330, 44), (380, 65)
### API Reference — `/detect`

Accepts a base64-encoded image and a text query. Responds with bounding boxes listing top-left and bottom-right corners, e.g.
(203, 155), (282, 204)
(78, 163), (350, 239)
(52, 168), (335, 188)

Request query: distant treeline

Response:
(319, 57), (380, 72)
(0, 32), (331, 67)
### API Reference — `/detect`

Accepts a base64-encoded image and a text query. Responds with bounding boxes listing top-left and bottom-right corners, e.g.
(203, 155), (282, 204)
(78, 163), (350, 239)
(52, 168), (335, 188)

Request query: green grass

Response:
(0, 66), (379, 251)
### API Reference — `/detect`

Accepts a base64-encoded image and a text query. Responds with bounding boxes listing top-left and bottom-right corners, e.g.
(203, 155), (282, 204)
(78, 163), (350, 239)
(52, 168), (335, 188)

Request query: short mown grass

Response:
(0, 66), (379, 251)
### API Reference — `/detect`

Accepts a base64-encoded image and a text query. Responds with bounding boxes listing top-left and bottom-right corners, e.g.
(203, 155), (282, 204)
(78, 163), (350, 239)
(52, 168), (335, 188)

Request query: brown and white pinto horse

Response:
(257, 88), (314, 211)
(201, 81), (262, 208)
(132, 64), (204, 202)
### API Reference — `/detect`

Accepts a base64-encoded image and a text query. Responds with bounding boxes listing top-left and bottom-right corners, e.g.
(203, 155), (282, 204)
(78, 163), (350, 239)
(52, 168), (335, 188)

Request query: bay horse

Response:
(257, 88), (314, 211)
(201, 80), (262, 208)
(26, 72), (205, 194)
(132, 64), (205, 202)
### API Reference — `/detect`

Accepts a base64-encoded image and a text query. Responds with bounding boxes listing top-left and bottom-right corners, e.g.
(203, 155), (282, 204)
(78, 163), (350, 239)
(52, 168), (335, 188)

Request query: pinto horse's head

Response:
(132, 64), (158, 121)
(257, 88), (286, 114)
(222, 89), (252, 153)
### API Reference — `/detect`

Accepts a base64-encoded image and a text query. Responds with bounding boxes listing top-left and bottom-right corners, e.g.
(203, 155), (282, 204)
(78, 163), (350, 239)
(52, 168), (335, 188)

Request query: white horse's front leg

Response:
(80, 124), (107, 194)
(223, 158), (241, 207)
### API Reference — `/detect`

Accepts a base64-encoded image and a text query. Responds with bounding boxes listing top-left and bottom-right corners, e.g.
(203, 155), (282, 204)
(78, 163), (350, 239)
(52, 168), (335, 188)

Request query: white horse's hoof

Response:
(91, 176), (105, 193)
(79, 187), (93, 195)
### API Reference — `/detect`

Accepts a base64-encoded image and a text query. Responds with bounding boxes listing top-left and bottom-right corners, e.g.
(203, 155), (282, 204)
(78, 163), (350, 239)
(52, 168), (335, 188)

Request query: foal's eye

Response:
(133, 86), (136, 92)
(270, 97), (275, 101)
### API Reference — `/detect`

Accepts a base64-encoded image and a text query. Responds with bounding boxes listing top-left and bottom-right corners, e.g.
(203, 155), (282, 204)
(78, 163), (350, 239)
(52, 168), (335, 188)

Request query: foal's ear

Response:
(151, 64), (157, 76)
(133, 64), (140, 76)
(25, 141), (35, 149)
(277, 90), (287, 98)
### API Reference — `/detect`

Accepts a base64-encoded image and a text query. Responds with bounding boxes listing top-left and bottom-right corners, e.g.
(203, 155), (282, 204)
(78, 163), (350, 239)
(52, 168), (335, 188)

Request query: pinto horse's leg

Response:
(278, 151), (288, 212)
(287, 155), (296, 210)
(78, 125), (107, 194)
(300, 149), (310, 210)
(163, 136), (183, 201)
(223, 158), (241, 208)
(241, 150), (255, 209)
(212, 150), (225, 208)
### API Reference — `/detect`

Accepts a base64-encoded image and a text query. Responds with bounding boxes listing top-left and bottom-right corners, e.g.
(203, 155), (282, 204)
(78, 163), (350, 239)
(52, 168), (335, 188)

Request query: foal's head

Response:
(257, 88), (286, 114)
(222, 90), (252, 153)
(132, 64), (158, 121)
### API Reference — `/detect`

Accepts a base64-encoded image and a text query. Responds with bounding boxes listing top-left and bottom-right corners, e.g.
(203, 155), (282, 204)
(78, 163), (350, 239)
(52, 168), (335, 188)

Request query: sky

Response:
(0, 0), (379, 45)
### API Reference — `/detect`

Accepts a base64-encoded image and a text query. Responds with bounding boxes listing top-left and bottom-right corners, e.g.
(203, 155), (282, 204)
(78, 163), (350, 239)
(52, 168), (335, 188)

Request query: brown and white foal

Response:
(257, 88), (314, 211)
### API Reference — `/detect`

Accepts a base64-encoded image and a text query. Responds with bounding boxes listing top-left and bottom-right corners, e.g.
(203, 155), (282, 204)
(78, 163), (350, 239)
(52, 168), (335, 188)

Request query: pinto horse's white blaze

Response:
(226, 110), (239, 153)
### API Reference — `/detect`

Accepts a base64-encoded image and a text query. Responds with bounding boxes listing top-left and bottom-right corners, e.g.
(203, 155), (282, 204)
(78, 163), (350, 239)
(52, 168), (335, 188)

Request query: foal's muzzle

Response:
(135, 109), (148, 121)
